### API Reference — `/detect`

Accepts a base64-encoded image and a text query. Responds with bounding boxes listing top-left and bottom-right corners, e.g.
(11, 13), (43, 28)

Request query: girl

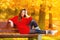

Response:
(8, 9), (58, 35)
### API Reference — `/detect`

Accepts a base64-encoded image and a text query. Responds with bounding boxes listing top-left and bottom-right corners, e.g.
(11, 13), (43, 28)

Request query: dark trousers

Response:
(30, 29), (46, 34)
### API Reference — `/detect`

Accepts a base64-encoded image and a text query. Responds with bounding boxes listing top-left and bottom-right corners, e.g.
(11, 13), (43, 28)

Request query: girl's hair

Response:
(18, 9), (26, 20)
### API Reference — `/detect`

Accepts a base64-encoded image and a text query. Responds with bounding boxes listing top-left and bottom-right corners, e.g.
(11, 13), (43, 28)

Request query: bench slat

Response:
(0, 33), (38, 38)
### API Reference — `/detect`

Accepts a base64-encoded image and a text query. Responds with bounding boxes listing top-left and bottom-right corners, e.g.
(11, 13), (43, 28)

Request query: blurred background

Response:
(0, 0), (60, 40)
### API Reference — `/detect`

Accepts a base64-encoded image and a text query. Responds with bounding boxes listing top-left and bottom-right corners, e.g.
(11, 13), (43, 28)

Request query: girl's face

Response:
(21, 10), (27, 17)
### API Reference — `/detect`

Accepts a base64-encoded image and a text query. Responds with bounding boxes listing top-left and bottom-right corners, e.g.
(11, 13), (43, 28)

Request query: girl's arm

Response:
(6, 20), (14, 28)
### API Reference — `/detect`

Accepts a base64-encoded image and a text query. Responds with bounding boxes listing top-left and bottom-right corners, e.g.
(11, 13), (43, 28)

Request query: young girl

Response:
(8, 9), (58, 35)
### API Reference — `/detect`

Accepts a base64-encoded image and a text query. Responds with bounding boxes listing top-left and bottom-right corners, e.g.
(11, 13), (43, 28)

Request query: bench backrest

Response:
(0, 22), (18, 33)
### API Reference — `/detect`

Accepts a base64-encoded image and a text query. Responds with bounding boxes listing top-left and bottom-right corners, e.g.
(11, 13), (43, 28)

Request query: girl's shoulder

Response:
(27, 16), (32, 21)
(9, 16), (18, 20)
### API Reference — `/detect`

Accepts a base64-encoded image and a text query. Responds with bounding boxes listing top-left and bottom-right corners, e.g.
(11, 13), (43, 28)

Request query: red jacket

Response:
(10, 16), (32, 34)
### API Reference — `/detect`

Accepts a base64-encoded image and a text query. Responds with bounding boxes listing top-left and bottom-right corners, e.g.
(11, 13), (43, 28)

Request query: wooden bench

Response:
(0, 22), (42, 40)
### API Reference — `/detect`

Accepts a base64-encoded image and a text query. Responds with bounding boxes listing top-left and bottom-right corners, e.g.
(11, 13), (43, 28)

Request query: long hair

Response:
(18, 9), (29, 21)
